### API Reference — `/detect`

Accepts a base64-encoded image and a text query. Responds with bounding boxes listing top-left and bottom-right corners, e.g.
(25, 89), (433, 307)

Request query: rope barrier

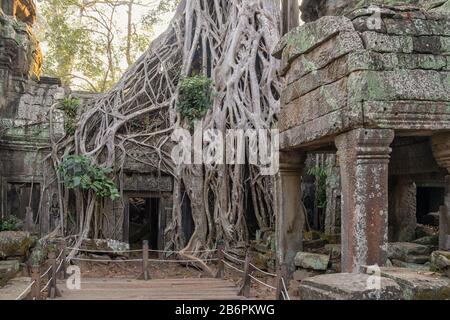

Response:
(223, 251), (245, 264)
(149, 248), (218, 254)
(147, 258), (218, 263)
(56, 259), (64, 273)
(41, 278), (52, 293)
(281, 277), (290, 301)
(71, 257), (143, 263)
(223, 260), (244, 274)
(248, 274), (276, 290)
(56, 249), (64, 261)
(67, 247), (143, 254)
(70, 257), (218, 263)
(15, 280), (35, 300)
(40, 266), (52, 279)
(67, 247), (218, 254)
(249, 263), (277, 277)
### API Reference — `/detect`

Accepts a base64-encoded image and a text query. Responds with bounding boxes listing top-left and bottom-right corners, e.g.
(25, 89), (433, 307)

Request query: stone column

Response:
(275, 151), (306, 275)
(335, 129), (394, 273)
(431, 133), (450, 250)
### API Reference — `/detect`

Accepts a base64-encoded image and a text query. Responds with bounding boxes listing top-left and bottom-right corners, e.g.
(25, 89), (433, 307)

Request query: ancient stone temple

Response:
(274, 0), (450, 279)
(0, 0), (174, 250)
(0, 0), (66, 234)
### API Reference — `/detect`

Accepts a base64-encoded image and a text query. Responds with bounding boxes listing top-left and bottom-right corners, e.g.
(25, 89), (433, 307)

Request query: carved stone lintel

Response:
(335, 128), (394, 273)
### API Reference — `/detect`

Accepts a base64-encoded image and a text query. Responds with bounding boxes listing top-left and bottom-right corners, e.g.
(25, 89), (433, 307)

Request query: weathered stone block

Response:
(413, 36), (442, 54)
(294, 252), (330, 271)
(285, 31), (363, 81)
(0, 231), (34, 259)
(380, 267), (450, 299)
(324, 244), (341, 260)
(430, 250), (450, 276)
(274, 16), (355, 63)
(0, 260), (19, 287)
(348, 70), (450, 104)
(383, 18), (450, 36)
(281, 77), (348, 131)
(298, 273), (403, 300)
(361, 31), (414, 53)
(413, 235), (439, 246)
(391, 259), (430, 270)
(387, 242), (432, 261)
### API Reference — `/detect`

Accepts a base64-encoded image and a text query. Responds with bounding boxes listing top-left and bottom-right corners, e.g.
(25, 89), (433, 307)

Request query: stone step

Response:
(298, 273), (403, 300)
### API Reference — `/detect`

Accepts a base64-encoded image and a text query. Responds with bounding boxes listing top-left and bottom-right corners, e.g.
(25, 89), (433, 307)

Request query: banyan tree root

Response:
(48, 0), (284, 263)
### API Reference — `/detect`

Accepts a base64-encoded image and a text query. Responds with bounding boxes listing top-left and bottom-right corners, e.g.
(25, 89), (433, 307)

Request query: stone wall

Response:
(0, 4), (65, 235)
(300, 0), (450, 22)
(275, 4), (450, 150)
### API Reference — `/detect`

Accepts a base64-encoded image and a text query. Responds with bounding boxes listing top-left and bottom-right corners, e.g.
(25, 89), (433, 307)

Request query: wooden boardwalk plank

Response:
(56, 278), (244, 300)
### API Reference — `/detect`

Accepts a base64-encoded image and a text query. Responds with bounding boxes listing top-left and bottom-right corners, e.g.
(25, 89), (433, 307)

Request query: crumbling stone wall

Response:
(300, 0), (449, 22)
(0, 3), (65, 235)
(276, 2), (450, 271)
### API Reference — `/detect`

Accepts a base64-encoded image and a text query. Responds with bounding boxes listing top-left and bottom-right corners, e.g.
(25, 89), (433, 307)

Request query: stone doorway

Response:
(124, 195), (160, 249)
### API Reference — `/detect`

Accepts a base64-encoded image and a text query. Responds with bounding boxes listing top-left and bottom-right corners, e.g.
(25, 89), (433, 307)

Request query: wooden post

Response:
(30, 265), (41, 300)
(276, 263), (288, 300)
(61, 243), (68, 280)
(48, 252), (62, 299)
(238, 247), (253, 298)
(215, 240), (225, 279)
(142, 240), (150, 280)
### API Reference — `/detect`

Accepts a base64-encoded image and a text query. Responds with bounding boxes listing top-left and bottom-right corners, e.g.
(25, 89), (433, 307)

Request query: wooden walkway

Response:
(56, 277), (244, 300)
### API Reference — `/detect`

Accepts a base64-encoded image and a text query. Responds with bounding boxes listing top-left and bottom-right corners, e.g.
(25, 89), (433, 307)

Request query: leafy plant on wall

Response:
(176, 75), (214, 127)
(59, 97), (81, 136)
(58, 155), (120, 200)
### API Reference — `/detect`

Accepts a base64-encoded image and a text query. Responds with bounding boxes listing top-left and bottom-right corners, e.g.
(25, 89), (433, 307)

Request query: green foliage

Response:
(59, 97), (81, 135)
(58, 155), (120, 200)
(0, 216), (22, 231)
(37, 0), (179, 92)
(307, 166), (328, 209)
(177, 75), (214, 126)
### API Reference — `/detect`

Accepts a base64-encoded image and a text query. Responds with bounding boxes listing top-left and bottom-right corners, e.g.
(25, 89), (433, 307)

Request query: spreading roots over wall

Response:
(46, 0), (283, 262)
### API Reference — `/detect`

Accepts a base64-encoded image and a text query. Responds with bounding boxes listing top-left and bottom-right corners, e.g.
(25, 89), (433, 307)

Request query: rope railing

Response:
(15, 238), (290, 301)
(223, 251), (245, 264)
(281, 277), (291, 301)
(14, 280), (35, 300)
(15, 247), (66, 300)
(66, 247), (218, 254)
(216, 244), (291, 300)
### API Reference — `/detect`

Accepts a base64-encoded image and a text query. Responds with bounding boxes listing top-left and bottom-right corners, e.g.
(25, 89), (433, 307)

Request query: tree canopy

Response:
(37, 0), (179, 92)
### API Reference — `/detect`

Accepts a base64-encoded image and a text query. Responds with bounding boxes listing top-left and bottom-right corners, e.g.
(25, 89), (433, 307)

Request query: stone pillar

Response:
(431, 133), (450, 250)
(335, 129), (394, 273)
(275, 151), (306, 275)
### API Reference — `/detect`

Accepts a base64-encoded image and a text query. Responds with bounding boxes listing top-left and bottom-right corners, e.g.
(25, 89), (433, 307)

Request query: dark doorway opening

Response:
(416, 187), (445, 225)
(128, 197), (159, 249)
